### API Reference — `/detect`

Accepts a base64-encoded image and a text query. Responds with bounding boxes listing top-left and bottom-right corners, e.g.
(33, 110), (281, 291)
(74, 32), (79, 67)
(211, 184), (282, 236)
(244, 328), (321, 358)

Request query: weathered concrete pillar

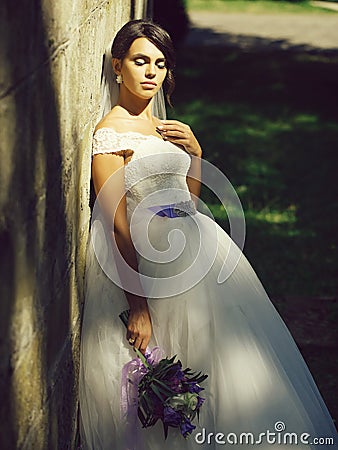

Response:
(0, 1), (146, 448)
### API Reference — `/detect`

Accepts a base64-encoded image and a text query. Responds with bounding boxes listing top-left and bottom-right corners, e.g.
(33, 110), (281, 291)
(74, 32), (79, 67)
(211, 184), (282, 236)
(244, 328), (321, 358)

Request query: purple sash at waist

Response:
(147, 200), (197, 218)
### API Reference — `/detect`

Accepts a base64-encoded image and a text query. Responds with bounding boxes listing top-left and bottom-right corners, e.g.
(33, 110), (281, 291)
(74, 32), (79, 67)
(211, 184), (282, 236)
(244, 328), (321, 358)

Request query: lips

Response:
(141, 81), (157, 87)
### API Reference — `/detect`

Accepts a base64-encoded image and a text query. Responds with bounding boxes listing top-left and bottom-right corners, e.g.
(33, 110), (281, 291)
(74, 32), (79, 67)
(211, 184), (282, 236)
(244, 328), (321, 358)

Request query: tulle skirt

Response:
(79, 210), (337, 449)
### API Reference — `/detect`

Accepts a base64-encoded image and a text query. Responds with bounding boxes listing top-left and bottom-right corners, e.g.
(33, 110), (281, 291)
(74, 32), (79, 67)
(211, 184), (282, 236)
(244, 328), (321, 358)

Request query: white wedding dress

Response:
(79, 128), (337, 450)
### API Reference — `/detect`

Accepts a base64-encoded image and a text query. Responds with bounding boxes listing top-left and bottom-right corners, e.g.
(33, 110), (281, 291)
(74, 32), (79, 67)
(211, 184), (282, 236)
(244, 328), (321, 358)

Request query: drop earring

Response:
(116, 74), (123, 84)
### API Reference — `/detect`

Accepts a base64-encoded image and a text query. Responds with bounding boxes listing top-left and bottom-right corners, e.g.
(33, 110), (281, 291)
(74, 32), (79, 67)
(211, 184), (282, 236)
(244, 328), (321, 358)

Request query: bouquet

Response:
(119, 310), (208, 439)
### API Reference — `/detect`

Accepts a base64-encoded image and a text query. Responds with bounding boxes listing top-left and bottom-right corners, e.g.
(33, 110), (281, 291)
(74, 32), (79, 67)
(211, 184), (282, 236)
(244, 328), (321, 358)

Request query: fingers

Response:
(158, 123), (190, 134)
(126, 330), (150, 354)
(139, 338), (149, 355)
(162, 129), (186, 139)
(126, 309), (152, 354)
(128, 337), (135, 346)
(128, 336), (149, 355)
(157, 120), (190, 132)
(160, 120), (188, 128)
(134, 336), (143, 351)
(157, 125), (191, 145)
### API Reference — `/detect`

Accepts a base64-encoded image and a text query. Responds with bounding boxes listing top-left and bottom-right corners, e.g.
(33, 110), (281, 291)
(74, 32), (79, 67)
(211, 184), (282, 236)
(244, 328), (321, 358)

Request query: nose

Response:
(145, 63), (156, 78)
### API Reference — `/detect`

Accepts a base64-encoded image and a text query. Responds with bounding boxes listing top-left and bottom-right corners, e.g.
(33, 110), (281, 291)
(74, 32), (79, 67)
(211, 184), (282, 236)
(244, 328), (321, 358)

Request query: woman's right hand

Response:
(126, 306), (152, 354)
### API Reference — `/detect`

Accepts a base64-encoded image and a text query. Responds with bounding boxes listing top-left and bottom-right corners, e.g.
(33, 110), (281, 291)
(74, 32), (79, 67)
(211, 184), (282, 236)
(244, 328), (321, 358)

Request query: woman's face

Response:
(114, 37), (167, 101)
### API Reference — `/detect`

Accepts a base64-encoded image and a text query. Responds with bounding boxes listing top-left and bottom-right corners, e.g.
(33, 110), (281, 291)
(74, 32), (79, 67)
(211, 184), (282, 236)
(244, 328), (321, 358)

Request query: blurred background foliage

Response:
(153, 0), (338, 299)
(153, 0), (190, 46)
(185, 0), (338, 13)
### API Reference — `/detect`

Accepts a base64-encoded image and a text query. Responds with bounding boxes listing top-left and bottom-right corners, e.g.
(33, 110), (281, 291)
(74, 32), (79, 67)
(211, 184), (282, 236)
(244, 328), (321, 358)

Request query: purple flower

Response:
(187, 382), (203, 394)
(127, 346), (208, 440)
(163, 406), (182, 427)
(180, 418), (196, 437)
(169, 378), (182, 393)
(196, 396), (205, 409)
(176, 370), (185, 380)
(170, 363), (184, 380)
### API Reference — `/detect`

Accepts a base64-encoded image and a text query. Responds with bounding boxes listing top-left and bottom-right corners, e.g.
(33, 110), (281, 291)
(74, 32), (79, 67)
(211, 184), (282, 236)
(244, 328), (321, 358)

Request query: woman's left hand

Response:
(157, 120), (202, 157)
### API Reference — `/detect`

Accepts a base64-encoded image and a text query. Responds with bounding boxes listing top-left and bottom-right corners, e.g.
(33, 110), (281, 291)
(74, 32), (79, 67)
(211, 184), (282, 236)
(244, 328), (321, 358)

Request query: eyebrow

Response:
(131, 53), (165, 61)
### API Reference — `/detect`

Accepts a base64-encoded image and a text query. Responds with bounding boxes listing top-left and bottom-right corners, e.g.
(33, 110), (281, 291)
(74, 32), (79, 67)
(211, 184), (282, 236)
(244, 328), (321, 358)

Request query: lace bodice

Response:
(92, 128), (193, 217)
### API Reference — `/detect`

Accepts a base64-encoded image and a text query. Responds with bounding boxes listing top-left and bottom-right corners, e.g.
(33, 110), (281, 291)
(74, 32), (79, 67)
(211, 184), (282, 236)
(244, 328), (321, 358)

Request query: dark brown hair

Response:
(111, 19), (176, 106)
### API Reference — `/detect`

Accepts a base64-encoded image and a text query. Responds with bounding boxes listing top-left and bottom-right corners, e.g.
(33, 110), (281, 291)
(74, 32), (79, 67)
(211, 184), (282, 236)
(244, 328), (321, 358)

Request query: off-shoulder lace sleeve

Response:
(92, 128), (135, 157)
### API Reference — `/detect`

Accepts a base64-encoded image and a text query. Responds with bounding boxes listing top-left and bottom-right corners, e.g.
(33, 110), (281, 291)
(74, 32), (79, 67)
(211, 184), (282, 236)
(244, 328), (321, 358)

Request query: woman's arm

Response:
(92, 153), (152, 354)
(186, 153), (202, 207)
(156, 120), (203, 207)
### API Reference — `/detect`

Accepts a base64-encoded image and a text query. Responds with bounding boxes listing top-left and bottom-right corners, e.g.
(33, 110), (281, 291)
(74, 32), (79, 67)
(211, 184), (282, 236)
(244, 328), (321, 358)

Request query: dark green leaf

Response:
(150, 384), (165, 402)
(163, 422), (169, 440)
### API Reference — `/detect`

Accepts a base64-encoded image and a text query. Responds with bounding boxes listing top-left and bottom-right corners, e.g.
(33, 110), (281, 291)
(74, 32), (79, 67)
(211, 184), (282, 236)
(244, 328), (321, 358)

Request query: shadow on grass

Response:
(170, 31), (338, 297)
(170, 28), (338, 424)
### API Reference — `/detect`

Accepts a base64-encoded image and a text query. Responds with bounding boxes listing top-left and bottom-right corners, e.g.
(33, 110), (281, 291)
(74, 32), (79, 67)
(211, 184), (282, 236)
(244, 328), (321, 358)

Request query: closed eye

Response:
(133, 56), (166, 69)
(157, 61), (166, 69)
(135, 58), (146, 66)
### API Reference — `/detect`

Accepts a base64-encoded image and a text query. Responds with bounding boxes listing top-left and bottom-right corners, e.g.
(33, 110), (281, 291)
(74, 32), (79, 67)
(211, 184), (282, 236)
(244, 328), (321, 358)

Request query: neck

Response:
(117, 87), (153, 120)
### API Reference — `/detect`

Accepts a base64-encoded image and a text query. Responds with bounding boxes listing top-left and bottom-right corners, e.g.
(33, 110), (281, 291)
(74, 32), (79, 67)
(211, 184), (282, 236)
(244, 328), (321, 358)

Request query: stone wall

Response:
(0, 1), (147, 448)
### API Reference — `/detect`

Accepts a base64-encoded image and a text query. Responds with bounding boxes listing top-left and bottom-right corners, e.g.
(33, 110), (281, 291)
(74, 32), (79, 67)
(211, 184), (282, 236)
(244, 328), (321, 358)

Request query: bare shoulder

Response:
(95, 107), (143, 133)
(94, 110), (130, 134)
(92, 109), (138, 162)
(94, 107), (163, 137)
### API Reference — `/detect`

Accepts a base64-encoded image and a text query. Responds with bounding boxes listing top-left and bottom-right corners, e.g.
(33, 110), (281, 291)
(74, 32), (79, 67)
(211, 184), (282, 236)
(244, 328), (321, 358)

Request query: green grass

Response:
(169, 45), (338, 297)
(186, 0), (337, 14)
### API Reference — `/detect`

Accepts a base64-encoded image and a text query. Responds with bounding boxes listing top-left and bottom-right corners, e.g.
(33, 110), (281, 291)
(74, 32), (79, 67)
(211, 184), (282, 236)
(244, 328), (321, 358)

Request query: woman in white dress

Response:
(79, 19), (337, 449)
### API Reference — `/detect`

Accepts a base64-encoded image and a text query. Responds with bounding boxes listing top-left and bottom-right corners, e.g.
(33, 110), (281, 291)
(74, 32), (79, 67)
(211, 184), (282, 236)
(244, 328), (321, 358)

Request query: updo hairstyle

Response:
(111, 19), (176, 106)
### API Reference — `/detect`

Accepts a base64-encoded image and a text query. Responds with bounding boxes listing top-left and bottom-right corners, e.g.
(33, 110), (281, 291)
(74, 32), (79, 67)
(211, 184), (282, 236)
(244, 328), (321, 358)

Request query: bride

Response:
(79, 19), (337, 449)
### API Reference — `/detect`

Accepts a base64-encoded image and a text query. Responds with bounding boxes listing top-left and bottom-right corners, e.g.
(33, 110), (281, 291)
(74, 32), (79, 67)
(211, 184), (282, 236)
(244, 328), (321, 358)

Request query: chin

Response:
(136, 91), (158, 101)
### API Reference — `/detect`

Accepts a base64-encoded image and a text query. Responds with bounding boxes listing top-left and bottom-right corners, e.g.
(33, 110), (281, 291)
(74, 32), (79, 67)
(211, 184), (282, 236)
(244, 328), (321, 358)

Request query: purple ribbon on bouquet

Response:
(121, 346), (165, 446)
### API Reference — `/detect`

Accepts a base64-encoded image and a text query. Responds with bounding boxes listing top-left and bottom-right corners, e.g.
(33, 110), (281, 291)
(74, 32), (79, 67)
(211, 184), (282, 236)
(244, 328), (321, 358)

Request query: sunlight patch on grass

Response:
(172, 43), (338, 296)
(293, 113), (318, 124)
(207, 202), (297, 224)
(245, 206), (297, 225)
(243, 120), (293, 137)
(173, 102), (322, 143)
(186, 0), (336, 14)
(208, 202), (245, 218)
